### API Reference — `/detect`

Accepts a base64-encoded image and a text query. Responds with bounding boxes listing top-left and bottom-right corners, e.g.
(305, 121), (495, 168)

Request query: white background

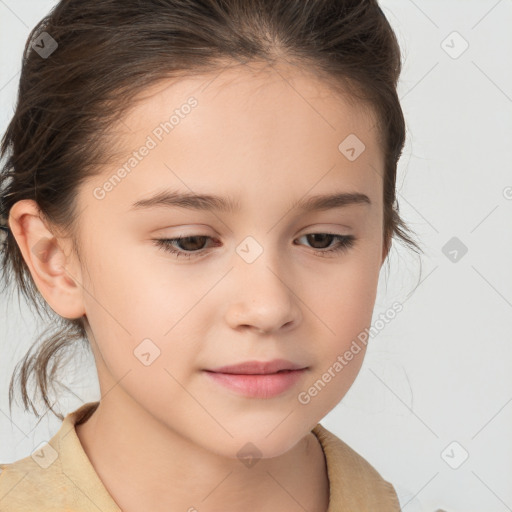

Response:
(1, 1), (511, 511)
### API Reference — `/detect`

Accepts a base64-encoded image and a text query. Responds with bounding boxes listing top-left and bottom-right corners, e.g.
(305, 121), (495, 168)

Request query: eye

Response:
(294, 233), (356, 257)
(152, 233), (356, 260)
(153, 235), (216, 260)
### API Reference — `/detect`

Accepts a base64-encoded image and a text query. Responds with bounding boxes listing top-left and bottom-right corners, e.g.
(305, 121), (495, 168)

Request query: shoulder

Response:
(312, 423), (401, 510)
(0, 442), (66, 511)
(0, 456), (51, 511)
(312, 422), (393, 482)
(0, 402), (102, 511)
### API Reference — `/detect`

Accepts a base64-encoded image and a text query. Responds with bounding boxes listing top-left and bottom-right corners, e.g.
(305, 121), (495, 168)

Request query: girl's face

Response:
(73, 61), (387, 458)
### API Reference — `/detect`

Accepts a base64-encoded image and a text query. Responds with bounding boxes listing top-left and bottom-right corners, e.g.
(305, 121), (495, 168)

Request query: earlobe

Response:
(8, 199), (86, 320)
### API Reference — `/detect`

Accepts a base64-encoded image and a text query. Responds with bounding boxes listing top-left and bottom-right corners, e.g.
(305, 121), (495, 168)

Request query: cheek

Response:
(305, 248), (380, 404)
(310, 254), (381, 338)
(91, 268), (208, 372)
(83, 236), (192, 329)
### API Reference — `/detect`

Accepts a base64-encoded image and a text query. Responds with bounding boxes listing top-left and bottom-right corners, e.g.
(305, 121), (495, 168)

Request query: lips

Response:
(203, 365), (308, 399)
(205, 359), (307, 375)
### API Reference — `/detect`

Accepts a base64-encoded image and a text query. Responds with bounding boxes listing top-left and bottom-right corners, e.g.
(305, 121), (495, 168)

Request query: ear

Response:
(8, 199), (85, 320)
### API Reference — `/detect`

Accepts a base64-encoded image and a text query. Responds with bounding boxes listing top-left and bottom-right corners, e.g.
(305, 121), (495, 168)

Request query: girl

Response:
(0, 0), (424, 510)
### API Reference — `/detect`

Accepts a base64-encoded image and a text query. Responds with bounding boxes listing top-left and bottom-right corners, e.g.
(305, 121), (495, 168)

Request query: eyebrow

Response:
(130, 189), (371, 213)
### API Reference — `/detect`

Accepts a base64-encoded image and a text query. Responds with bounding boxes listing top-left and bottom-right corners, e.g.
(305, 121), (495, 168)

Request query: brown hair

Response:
(0, 0), (422, 421)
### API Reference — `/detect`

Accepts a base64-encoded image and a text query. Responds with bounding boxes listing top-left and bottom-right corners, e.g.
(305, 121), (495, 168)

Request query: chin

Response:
(218, 425), (307, 461)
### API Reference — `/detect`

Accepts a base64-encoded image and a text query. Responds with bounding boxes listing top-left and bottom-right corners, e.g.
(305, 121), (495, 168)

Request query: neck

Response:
(75, 393), (330, 512)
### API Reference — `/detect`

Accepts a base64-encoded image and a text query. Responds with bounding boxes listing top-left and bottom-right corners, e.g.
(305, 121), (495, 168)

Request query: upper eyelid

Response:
(157, 224), (354, 236)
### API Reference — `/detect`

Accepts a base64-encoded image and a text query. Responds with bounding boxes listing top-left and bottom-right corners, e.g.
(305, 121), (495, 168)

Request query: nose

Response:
(223, 254), (302, 335)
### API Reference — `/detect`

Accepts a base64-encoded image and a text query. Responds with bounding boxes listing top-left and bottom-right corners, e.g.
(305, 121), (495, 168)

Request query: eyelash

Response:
(152, 233), (356, 260)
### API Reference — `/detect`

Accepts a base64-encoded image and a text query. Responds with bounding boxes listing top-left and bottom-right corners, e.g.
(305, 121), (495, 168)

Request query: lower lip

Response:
(203, 369), (307, 398)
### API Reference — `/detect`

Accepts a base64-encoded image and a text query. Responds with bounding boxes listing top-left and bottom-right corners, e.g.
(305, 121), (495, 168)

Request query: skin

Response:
(9, 60), (389, 512)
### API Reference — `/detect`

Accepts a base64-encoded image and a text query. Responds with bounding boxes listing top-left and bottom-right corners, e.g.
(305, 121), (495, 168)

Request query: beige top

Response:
(0, 401), (401, 511)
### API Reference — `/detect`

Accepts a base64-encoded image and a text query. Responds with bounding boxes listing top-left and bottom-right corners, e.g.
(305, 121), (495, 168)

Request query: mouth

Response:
(205, 359), (308, 375)
(203, 365), (308, 399)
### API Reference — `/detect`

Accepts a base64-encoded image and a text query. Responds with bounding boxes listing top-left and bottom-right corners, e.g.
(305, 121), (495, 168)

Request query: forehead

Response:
(122, 60), (379, 141)
(84, 60), (383, 216)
